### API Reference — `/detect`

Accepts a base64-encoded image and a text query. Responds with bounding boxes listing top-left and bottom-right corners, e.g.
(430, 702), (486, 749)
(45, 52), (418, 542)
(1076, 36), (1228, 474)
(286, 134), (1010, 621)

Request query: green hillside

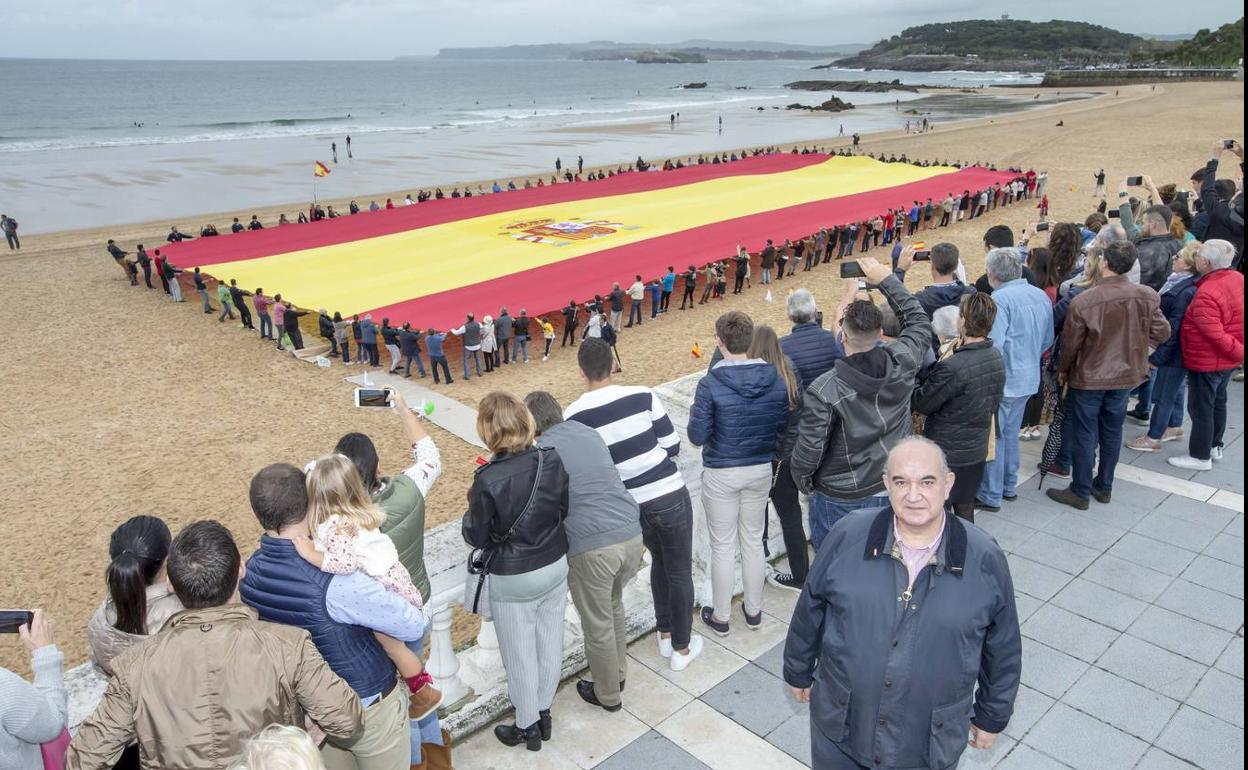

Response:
(1162, 17), (1244, 65)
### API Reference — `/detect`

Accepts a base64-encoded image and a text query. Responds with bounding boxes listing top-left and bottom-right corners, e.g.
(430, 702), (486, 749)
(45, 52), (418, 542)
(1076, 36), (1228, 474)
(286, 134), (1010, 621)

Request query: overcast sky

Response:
(0, 0), (1239, 60)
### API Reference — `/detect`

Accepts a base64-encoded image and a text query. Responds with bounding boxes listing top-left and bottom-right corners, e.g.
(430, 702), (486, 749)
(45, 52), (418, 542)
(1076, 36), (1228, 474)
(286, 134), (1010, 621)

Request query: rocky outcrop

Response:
(787, 78), (919, 92)
(786, 96), (855, 112)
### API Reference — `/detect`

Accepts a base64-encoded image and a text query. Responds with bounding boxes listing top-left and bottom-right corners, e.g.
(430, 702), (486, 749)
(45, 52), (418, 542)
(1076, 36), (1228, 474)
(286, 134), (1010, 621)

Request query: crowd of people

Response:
(98, 146), (1041, 383)
(4, 138), (1242, 770)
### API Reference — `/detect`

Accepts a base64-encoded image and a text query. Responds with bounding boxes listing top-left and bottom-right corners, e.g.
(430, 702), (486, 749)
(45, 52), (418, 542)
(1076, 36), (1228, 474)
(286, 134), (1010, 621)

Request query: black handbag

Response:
(464, 449), (546, 618)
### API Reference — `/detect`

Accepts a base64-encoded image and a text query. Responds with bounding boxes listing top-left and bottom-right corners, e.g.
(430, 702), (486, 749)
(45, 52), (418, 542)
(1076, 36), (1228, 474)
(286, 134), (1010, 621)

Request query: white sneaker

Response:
(1211, 446), (1224, 462)
(1168, 455), (1212, 471)
(669, 635), (703, 672)
(656, 632), (672, 658)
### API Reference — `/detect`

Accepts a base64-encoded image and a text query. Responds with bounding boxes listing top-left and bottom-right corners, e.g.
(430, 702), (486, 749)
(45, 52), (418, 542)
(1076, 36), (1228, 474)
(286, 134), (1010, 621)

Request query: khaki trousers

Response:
(568, 535), (644, 707)
(702, 463), (771, 620)
(322, 683), (411, 770)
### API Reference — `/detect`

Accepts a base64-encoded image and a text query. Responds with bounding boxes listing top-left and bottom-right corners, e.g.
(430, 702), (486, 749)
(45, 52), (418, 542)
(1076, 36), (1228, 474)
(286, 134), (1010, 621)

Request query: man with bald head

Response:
(784, 437), (1022, 769)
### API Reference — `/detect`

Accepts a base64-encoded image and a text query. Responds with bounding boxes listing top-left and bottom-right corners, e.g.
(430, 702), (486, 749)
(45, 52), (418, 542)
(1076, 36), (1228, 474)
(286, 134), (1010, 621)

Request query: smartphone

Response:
(1036, 222), (1051, 232)
(913, 250), (931, 261)
(840, 261), (865, 279)
(354, 388), (392, 408)
(0, 610), (33, 634)
(815, 310), (824, 328)
(1225, 139), (1236, 149)
(1126, 176), (1144, 187)
(1107, 210), (1120, 219)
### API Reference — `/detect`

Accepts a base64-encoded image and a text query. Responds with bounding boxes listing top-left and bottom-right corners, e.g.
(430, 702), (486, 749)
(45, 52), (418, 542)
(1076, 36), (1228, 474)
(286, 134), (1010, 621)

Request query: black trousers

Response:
(235, 301), (253, 329)
(562, 324), (577, 346)
(141, 264), (153, 288)
(660, 290), (672, 310)
(287, 327), (304, 350)
(681, 287), (696, 308)
(640, 489), (695, 651)
(767, 459), (808, 583)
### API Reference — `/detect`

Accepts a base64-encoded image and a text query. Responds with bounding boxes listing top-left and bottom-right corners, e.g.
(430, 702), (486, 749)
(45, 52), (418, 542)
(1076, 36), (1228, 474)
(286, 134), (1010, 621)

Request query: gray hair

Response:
(787, 288), (817, 324)
(932, 305), (960, 341)
(1095, 223), (1128, 247)
(985, 248), (1023, 284)
(1199, 239), (1236, 270)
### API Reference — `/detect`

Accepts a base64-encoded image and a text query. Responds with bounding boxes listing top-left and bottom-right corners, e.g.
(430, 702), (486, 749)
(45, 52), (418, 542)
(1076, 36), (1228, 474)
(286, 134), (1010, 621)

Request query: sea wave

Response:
(187, 115), (355, 129)
(0, 122), (435, 154)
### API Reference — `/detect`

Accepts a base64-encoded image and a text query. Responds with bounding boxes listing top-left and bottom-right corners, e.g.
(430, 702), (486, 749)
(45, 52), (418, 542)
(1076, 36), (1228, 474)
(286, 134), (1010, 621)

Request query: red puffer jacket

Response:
(1181, 269), (1245, 372)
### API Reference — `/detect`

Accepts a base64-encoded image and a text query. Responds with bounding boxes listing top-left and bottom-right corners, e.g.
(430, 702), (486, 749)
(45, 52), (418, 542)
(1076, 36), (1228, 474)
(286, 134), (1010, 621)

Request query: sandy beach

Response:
(0, 80), (1242, 674)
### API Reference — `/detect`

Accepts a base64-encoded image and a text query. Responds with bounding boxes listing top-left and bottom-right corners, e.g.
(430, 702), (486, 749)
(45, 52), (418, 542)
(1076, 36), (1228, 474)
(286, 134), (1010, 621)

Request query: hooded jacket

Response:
(687, 360), (791, 468)
(790, 275), (932, 499)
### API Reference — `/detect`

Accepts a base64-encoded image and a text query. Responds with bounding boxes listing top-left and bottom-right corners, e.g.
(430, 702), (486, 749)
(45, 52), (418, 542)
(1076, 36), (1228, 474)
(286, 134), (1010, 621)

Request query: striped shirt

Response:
(564, 384), (684, 504)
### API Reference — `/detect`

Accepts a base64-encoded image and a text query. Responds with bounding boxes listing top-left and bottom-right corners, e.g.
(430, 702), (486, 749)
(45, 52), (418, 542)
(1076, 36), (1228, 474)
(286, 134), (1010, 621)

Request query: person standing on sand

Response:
(271, 296), (286, 349)
(158, 251), (183, 302)
(1093, 168), (1106, 197)
(253, 289), (273, 339)
(106, 240), (134, 284)
(217, 280), (235, 323)
(192, 268), (212, 313)
(346, 135), (352, 159)
(661, 266), (676, 313)
(578, 155), (584, 174)
(283, 302), (306, 350)
(134, 244), (153, 289)
(1, 214), (19, 250)
(680, 265), (698, 309)
(229, 280), (254, 329)
(331, 141), (338, 164)
(561, 301), (579, 347)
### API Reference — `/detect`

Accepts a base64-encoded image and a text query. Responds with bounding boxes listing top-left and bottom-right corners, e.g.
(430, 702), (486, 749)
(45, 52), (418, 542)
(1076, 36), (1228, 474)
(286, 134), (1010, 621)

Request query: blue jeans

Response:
(198, 288), (212, 313)
(1147, 366), (1187, 440)
(1131, 369), (1155, 412)
(1069, 387), (1129, 500)
(977, 394), (1029, 506)
(258, 313), (273, 339)
(499, 338), (511, 364)
(809, 492), (887, 552)
(405, 351), (426, 377)
(515, 336), (529, 362)
(340, 340), (350, 363)
(462, 348), (481, 379)
(628, 302), (643, 326)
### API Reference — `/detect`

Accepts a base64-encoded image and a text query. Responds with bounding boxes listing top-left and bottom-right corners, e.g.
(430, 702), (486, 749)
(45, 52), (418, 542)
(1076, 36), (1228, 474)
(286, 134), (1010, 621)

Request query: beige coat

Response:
(66, 604), (363, 770)
(86, 583), (184, 678)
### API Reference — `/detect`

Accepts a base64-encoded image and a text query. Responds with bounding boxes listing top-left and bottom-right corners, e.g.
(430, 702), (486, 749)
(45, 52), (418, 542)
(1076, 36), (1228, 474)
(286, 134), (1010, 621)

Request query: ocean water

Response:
(0, 58), (1045, 233)
(0, 58), (1038, 154)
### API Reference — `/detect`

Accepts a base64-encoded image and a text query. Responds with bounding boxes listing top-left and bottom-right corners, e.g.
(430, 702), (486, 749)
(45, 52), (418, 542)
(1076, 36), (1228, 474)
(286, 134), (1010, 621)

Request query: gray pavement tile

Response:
(1181, 553), (1245, 599)
(1214, 636), (1244, 679)
(700, 663), (805, 738)
(976, 512), (1036, 553)
(1096, 635), (1207, 700)
(1155, 579), (1245, 633)
(1022, 702), (1148, 770)
(1069, 501), (1151, 531)
(1187, 668), (1245, 728)
(1061, 667), (1179, 742)
(752, 641), (785, 681)
(1081, 554), (1175, 603)
(1014, 591), (1044, 624)
(1132, 510), (1223, 553)
(1006, 555), (1074, 601)
(1135, 747), (1203, 769)
(1199, 467), (1245, 495)
(1203, 532), (1245, 567)
(763, 710), (811, 767)
(996, 743), (1073, 769)
(1012, 531), (1101, 576)
(1022, 604), (1120, 663)
(1019, 638), (1089, 699)
(1050, 578), (1148, 631)
(992, 493), (1064, 530)
(1039, 511), (1127, 551)
(1106, 533), (1198, 577)
(1002, 685), (1056, 741)
(1127, 605), (1236, 666)
(1101, 480), (1171, 510)
(1155, 495), (1238, 531)
(594, 729), (712, 770)
(1155, 705), (1246, 770)
(1225, 514), (1244, 538)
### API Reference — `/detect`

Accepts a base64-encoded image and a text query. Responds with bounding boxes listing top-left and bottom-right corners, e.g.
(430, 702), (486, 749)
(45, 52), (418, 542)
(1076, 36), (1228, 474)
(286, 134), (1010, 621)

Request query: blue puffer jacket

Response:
(241, 536), (396, 698)
(688, 360), (790, 468)
(781, 322), (844, 390)
(1150, 274), (1199, 368)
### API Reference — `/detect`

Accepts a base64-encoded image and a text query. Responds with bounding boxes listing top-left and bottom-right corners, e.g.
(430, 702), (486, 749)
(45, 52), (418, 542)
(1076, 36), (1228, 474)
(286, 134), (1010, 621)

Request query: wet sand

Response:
(0, 81), (1242, 673)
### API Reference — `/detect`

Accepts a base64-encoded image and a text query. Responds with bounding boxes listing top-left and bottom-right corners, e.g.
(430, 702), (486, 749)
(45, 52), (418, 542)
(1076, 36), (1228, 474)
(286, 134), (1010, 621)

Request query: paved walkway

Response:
(454, 383), (1244, 769)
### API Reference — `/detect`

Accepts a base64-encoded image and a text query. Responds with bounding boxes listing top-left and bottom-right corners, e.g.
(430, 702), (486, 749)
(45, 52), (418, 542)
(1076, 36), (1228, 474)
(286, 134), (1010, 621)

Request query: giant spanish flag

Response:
(161, 155), (1012, 329)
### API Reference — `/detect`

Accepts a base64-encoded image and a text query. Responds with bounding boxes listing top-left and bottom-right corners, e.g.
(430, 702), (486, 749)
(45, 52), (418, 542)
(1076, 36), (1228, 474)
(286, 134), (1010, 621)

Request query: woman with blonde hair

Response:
(746, 325), (809, 592)
(1127, 241), (1202, 453)
(228, 725), (324, 770)
(296, 449), (443, 721)
(463, 391), (569, 751)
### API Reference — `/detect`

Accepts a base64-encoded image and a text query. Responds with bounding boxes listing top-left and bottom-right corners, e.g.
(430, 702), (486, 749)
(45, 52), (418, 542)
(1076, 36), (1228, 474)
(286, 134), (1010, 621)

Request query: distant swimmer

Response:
(718, 115), (723, 134)
(670, 113), (675, 128)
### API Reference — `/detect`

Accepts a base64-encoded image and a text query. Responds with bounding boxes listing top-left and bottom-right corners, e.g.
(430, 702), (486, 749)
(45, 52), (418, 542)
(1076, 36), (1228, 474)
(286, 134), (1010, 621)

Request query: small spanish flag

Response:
(691, 341), (702, 359)
(314, 161), (331, 178)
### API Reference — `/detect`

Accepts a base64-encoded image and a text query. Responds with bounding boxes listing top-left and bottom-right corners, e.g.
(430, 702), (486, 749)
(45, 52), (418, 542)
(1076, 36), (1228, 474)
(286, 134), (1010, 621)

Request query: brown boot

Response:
(408, 682), (444, 722)
(420, 728), (453, 770)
